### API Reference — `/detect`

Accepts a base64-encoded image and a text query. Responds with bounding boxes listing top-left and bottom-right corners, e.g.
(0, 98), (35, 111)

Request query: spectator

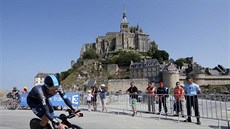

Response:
(145, 82), (156, 113)
(11, 86), (20, 100)
(156, 82), (169, 115)
(91, 85), (98, 111)
(126, 81), (138, 116)
(12, 86), (20, 93)
(184, 76), (201, 125)
(99, 84), (107, 112)
(173, 82), (185, 117)
(21, 86), (29, 94)
(85, 90), (93, 112)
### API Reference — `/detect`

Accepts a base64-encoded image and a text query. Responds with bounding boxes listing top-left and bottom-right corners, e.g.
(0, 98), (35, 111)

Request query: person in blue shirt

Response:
(184, 76), (201, 125)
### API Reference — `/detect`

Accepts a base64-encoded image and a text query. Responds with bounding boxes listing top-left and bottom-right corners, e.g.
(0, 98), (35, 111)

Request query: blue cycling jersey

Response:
(27, 85), (75, 125)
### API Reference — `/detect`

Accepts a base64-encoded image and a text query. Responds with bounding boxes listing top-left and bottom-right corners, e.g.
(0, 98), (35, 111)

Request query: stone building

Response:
(129, 58), (230, 90)
(34, 73), (56, 86)
(130, 59), (163, 82)
(80, 7), (157, 58)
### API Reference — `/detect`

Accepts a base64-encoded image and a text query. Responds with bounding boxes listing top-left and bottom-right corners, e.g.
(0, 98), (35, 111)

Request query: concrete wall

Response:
(0, 90), (9, 106)
(204, 76), (230, 85)
(108, 78), (149, 92)
(107, 75), (230, 93)
(179, 75), (230, 86)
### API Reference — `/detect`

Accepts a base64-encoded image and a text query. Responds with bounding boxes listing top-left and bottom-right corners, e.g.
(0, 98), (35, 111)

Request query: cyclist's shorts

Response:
(27, 100), (54, 118)
(130, 98), (137, 106)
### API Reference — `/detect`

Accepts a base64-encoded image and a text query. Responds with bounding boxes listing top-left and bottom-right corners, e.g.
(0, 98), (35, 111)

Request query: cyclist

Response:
(27, 75), (81, 129)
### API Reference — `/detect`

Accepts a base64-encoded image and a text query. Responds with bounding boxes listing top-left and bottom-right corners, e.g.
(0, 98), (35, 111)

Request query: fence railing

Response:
(80, 92), (230, 127)
(1, 92), (229, 127)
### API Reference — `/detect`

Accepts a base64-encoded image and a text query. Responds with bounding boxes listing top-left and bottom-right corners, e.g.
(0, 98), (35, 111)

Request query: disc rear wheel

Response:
(30, 118), (52, 129)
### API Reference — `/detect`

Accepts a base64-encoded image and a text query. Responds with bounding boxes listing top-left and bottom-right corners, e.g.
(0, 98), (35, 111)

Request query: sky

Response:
(0, 0), (229, 91)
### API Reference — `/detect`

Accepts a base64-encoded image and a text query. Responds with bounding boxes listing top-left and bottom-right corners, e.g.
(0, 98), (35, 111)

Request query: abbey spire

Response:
(120, 5), (129, 32)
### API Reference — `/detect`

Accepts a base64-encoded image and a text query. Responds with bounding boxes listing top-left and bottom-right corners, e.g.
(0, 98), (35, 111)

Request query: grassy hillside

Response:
(60, 59), (109, 90)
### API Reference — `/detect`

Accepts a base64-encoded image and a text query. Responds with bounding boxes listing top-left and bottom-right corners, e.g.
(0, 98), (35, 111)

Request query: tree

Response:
(103, 55), (118, 64)
(175, 58), (186, 69)
(82, 49), (99, 59)
(147, 41), (158, 57)
(147, 41), (169, 63)
(159, 50), (169, 61)
(152, 50), (169, 63)
(116, 51), (141, 66)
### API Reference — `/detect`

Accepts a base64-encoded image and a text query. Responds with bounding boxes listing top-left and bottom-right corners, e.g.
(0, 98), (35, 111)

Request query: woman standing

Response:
(99, 84), (107, 112)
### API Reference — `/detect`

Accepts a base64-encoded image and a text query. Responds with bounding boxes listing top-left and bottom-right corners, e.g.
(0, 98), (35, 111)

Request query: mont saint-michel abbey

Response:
(80, 8), (156, 57)
(77, 7), (229, 92)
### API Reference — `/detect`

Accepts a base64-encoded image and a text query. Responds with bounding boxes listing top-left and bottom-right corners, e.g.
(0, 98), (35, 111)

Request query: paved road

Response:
(0, 107), (229, 129)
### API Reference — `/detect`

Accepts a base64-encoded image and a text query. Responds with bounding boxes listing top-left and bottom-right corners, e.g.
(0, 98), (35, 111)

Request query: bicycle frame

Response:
(30, 109), (83, 129)
(54, 109), (83, 129)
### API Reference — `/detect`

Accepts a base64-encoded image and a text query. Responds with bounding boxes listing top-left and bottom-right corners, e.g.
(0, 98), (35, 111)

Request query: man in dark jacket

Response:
(157, 82), (169, 115)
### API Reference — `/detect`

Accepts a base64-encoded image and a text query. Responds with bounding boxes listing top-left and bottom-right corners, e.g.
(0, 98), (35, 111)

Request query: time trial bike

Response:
(30, 109), (83, 129)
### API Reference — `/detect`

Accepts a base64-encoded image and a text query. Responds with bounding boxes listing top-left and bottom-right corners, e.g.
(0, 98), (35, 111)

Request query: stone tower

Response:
(188, 69), (206, 85)
(162, 63), (179, 89)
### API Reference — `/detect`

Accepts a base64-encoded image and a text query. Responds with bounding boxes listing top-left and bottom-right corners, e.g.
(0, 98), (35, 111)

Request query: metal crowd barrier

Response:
(1, 91), (229, 128)
(80, 92), (230, 128)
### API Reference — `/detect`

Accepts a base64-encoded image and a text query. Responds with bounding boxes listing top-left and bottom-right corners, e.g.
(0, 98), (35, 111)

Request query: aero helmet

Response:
(44, 75), (60, 90)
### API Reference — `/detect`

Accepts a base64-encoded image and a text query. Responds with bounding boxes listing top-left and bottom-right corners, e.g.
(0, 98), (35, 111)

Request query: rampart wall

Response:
(108, 75), (230, 92)
(108, 78), (149, 92)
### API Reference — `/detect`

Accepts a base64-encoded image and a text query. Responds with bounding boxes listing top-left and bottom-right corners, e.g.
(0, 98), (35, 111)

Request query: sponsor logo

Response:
(72, 94), (80, 105)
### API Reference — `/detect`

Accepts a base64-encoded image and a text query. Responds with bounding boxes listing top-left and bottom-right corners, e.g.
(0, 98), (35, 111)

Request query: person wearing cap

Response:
(156, 81), (169, 115)
(85, 90), (93, 112)
(21, 86), (29, 94)
(98, 84), (107, 112)
(184, 76), (201, 125)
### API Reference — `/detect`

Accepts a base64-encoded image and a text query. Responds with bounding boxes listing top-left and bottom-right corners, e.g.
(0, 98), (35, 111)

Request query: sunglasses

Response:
(46, 85), (60, 91)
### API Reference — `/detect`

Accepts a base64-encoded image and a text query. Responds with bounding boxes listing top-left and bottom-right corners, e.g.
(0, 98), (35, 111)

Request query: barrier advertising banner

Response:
(20, 93), (80, 106)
